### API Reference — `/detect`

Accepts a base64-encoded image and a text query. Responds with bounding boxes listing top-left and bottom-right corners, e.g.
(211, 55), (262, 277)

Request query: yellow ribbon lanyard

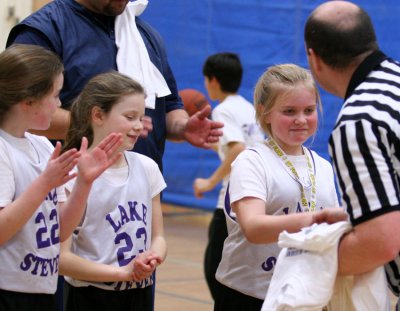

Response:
(266, 137), (317, 212)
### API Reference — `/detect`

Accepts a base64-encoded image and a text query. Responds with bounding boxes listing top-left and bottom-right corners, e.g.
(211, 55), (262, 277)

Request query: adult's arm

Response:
(166, 105), (223, 149)
(29, 108), (70, 140)
(330, 119), (400, 275)
(338, 211), (400, 275)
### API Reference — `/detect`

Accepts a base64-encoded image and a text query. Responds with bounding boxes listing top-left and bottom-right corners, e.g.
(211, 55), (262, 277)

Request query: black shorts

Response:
(0, 288), (56, 311)
(65, 282), (153, 311)
(214, 282), (263, 311)
(204, 208), (228, 300)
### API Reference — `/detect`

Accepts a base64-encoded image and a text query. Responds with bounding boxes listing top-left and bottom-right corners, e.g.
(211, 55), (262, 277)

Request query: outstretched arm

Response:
(166, 105), (223, 149)
(234, 197), (347, 244)
(193, 142), (245, 198)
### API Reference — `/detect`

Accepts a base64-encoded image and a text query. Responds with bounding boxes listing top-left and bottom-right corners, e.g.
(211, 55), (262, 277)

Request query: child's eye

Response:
(283, 109), (295, 115)
(305, 107), (316, 114)
(125, 115), (134, 121)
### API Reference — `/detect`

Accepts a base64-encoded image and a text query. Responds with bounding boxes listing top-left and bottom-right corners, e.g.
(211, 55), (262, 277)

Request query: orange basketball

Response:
(179, 88), (211, 116)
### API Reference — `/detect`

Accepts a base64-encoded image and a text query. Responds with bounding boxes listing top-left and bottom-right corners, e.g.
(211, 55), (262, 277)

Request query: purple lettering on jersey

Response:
(118, 204), (129, 226)
(127, 201), (143, 222)
(20, 253), (59, 276)
(45, 189), (58, 205)
(142, 203), (148, 226)
(111, 278), (152, 291)
(106, 201), (149, 233)
(135, 279), (144, 288)
(296, 202), (303, 213)
(106, 214), (122, 233)
(125, 281), (134, 290)
(113, 281), (123, 291)
(261, 256), (277, 272)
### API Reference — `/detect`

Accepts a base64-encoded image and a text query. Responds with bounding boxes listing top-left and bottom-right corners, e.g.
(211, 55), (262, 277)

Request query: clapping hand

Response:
(42, 141), (80, 189)
(77, 133), (122, 183)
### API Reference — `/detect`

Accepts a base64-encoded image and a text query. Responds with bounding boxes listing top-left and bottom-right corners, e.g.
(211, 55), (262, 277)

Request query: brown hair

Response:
(0, 44), (63, 125)
(63, 71), (145, 152)
(304, 4), (378, 69)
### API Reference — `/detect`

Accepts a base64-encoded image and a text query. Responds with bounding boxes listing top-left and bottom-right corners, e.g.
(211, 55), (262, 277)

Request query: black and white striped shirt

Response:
(329, 50), (400, 295)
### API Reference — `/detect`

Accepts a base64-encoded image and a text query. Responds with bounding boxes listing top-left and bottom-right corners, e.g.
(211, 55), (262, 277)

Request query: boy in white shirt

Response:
(193, 52), (264, 300)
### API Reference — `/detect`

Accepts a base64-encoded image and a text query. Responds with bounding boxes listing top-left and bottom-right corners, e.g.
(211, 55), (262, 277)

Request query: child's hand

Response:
(132, 251), (163, 282)
(312, 207), (348, 224)
(77, 133), (122, 183)
(42, 141), (80, 188)
(119, 258), (136, 282)
(193, 178), (213, 198)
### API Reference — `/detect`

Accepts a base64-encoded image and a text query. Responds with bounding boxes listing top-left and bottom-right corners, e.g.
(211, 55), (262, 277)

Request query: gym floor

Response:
(155, 204), (213, 311)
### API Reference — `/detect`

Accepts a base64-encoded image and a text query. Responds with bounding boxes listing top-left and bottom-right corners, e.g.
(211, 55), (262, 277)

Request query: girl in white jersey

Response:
(214, 64), (347, 311)
(59, 71), (167, 311)
(0, 45), (122, 311)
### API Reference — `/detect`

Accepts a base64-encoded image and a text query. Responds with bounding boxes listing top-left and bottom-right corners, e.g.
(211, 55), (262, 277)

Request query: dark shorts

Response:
(204, 208), (228, 300)
(0, 288), (56, 311)
(214, 282), (263, 311)
(65, 282), (153, 311)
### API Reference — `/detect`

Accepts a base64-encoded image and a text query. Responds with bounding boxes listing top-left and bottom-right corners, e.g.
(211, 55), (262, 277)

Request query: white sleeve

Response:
(212, 106), (245, 147)
(229, 149), (267, 204)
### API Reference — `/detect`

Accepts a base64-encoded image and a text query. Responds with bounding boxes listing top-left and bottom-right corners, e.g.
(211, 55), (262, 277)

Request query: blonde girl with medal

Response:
(214, 64), (347, 311)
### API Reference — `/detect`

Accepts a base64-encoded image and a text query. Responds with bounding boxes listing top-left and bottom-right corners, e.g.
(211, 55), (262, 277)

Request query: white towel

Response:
(262, 221), (352, 311)
(262, 221), (391, 311)
(115, 0), (171, 109)
(328, 266), (391, 311)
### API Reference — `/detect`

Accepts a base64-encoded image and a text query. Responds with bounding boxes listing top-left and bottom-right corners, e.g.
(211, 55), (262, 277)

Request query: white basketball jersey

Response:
(65, 151), (165, 291)
(216, 143), (339, 299)
(0, 132), (61, 294)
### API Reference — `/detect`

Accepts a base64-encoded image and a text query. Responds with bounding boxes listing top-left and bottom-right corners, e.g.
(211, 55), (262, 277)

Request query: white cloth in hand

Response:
(262, 221), (352, 311)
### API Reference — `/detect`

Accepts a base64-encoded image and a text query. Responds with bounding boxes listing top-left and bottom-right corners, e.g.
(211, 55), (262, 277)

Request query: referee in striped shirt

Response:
(305, 1), (400, 308)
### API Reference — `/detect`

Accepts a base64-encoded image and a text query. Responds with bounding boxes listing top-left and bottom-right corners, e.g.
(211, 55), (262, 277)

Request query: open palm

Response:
(77, 134), (122, 183)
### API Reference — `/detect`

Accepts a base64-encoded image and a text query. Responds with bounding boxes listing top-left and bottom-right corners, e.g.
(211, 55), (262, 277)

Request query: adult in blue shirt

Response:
(7, 0), (223, 171)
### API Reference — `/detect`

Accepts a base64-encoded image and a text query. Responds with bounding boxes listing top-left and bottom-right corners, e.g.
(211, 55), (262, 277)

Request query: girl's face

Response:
(97, 93), (145, 151)
(30, 73), (63, 131)
(265, 86), (318, 155)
